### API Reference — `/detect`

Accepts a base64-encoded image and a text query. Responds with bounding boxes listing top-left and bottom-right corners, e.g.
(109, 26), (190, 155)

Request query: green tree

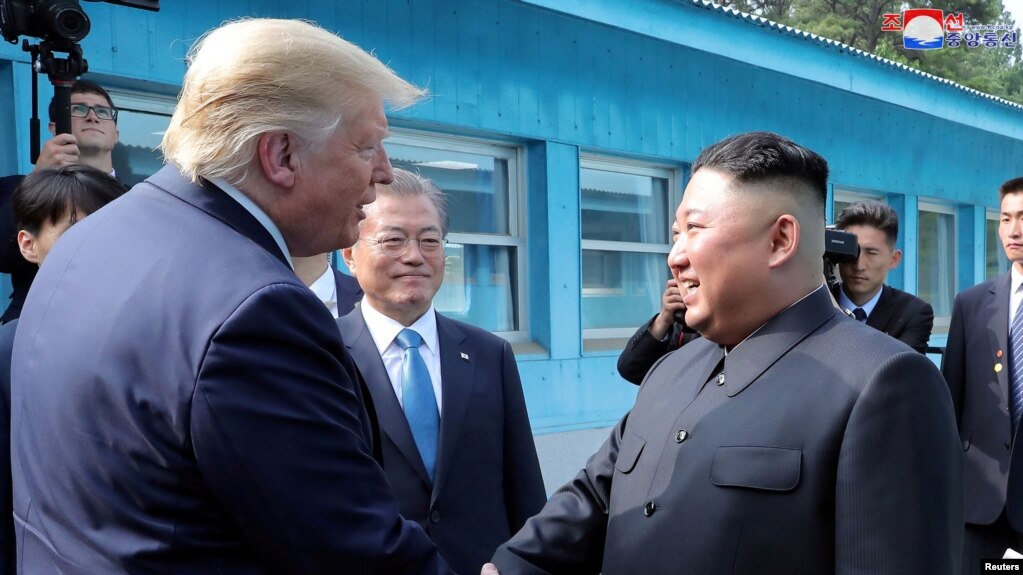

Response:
(721, 0), (1023, 104)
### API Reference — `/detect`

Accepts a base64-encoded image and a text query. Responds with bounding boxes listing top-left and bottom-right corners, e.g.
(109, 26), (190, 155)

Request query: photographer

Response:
(0, 80), (122, 324)
(832, 200), (934, 353)
(616, 278), (699, 385)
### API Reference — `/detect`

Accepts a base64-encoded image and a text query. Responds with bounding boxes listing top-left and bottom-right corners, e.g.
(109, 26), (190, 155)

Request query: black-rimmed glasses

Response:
(70, 103), (118, 121)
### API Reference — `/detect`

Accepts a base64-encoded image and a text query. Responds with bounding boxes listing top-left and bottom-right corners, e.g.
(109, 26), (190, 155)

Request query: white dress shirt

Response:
(209, 177), (292, 269)
(838, 284), (884, 319)
(307, 265), (339, 319)
(1011, 265), (1023, 322)
(359, 298), (443, 414)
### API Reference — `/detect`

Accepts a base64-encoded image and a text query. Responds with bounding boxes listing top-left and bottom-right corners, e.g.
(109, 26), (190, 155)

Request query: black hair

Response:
(14, 165), (124, 234)
(691, 131), (829, 212)
(835, 200), (899, 248)
(1000, 177), (1023, 200)
(47, 80), (116, 124)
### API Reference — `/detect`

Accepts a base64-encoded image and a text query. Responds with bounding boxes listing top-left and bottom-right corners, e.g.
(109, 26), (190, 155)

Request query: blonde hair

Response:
(162, 18), (425, 184)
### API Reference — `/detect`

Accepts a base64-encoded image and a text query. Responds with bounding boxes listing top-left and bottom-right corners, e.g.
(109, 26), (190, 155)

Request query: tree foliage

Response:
(718, 0), (1023, 104)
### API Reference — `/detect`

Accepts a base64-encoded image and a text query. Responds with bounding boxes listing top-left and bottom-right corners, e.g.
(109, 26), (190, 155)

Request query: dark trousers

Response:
(963, 511), (1023, 575)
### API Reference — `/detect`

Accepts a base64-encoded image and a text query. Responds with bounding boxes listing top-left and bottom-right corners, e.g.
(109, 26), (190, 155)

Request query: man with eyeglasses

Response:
(338, 168), (546, 575)
(35, 80), (120, 175)
(0, 80), (122, 325)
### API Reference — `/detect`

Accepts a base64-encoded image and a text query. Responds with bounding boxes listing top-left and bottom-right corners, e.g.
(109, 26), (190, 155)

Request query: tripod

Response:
(23, 39), (88, 164)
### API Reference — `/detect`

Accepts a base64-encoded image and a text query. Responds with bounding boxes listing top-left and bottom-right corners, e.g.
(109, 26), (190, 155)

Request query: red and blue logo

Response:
(902, 9), (946, 49)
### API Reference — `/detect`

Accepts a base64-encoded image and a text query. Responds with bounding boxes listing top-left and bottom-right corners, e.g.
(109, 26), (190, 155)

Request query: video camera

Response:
(0, 1), (157, 44)
(824, 226), (858, 292)
(0, 0), (158, 162)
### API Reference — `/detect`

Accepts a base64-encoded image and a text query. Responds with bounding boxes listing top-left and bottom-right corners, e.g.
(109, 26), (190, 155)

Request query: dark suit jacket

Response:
(832, 283), (934, 352)
(334, 267), (363, 316)
(494, 286), (963, 574)
(339, 308), (546, 575)
(0, 175), (34, 325)
(10, 165), (452, 574)
(942, 272), (1023, 530)
(617, 314), (700, 385)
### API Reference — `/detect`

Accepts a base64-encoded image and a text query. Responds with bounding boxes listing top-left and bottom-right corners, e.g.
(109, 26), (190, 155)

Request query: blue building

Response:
(1, 0), (1021, 436)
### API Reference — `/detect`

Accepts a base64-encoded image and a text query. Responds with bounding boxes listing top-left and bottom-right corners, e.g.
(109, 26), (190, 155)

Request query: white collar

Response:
(208, 177), (293, 269)
(838, 284), (884, 318)
(360, 298), (439, 356)
(308, 264), (336, 304)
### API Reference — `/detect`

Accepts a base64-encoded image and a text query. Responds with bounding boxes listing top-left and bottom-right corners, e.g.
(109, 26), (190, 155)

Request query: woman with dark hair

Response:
(13, 165), (124, 265)
(0, 164), (125, 575)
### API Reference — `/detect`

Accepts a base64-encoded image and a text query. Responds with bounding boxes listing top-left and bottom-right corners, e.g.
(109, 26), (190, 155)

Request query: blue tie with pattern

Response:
(395, 329), (439, 481)
(1011, 291), (1023, 434)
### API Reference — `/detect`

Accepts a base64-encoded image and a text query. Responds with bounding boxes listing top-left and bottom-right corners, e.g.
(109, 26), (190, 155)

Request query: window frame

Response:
(832, 188), (884, 222)
(986, 209), (1010, 281)
(579, 154), (681, 344)
(385, 129), (528, 341)
(917, 199), (957, 330)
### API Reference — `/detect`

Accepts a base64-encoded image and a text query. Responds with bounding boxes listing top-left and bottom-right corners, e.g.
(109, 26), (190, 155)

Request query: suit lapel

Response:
(339, 310), (431, 486)
(724, 286), (837, 397)
(865, 285), (895, 333)
(989, 274), (1011, 406)
(431, 315), (473, 503)
(147, 165), (289, 269)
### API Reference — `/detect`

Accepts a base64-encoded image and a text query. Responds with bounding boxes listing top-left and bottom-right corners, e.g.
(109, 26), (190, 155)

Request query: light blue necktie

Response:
(1010, 290), (1023, 434)
(395, 329), (439, 481)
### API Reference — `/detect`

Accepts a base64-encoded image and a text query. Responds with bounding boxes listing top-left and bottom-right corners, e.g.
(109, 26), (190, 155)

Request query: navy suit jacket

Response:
(10, 165), (452, 574)
(338, 308), (546, 575)
(943, 272), (1023, 530)
(0, 175), (34, 325)
(495, 286), (963, 574)
(334, 268), (363, 316)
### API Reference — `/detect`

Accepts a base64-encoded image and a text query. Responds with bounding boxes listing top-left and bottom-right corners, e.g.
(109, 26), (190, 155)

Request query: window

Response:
(386, 131), (524, 337)
(579, 156), (679, 346)
(987, 210), (1010, 281)
(918, 202), (956, 320)
(106, 90), (175, 187)
(832, 189), (883, 224)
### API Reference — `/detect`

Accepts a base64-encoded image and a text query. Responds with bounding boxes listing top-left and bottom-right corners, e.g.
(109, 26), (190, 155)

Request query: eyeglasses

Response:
(361, 235), (447, 258)
(69, 103), (118, 121)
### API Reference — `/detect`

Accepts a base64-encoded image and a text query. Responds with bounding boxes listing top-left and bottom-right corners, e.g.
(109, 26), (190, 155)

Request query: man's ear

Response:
(257, 131), (298, 189)
(889, 248), (903, 270)
(17, 230), (41, 265)
(341, 246), (357, 275)
(47, 122), (56, 137)
(767, 214), (800, 269)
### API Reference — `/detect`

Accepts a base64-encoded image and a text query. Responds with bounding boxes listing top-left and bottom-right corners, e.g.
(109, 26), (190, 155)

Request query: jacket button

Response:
(716, 373), (725, 385)
(1007, 440), (1013, 450)
(644, 501), (656, 517)
(430, 510), (441, 523)
(675, 429), (689, 443)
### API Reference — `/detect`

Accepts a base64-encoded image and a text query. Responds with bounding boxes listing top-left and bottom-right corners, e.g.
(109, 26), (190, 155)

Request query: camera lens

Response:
(37, 0), (91, 43)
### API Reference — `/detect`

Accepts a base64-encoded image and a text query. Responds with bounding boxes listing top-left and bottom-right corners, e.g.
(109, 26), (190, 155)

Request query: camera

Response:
(0, 0), (158, 159)
(0, 0), (157, 44)
(824, 226), (859, 291)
